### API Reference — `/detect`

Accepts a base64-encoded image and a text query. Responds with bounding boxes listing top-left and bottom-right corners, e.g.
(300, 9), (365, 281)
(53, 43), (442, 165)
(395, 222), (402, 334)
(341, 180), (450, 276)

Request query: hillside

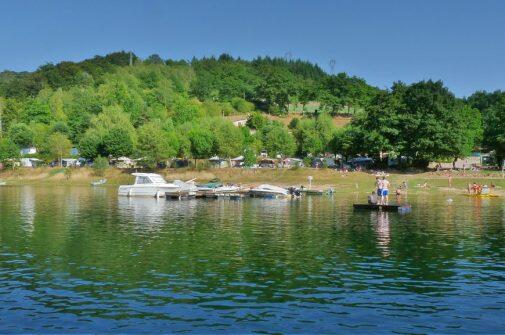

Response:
(0, 51), (502, 169)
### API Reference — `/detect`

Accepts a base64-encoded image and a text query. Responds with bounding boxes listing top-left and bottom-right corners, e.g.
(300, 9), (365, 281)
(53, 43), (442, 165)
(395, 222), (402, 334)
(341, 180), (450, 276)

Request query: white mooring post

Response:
(308, 176), (313, 190)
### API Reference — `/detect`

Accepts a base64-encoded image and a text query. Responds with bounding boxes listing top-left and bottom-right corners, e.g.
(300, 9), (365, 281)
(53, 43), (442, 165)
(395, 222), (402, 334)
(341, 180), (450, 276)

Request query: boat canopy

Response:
(132, 173), (167, 184)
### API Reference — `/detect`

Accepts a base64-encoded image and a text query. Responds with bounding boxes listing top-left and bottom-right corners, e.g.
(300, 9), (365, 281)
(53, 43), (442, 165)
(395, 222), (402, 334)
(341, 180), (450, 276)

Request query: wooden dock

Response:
(353, 204), (404, 211)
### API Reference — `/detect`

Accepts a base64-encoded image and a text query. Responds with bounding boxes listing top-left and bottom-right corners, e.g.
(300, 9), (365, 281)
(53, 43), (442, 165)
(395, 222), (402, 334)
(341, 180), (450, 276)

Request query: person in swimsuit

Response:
(381, 176), (390, 205)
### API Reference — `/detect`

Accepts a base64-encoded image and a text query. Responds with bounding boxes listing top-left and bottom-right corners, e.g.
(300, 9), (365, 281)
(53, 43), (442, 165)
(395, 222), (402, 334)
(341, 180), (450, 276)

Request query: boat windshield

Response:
(149, 175), (167, 184)
(135, 176), (152, 184)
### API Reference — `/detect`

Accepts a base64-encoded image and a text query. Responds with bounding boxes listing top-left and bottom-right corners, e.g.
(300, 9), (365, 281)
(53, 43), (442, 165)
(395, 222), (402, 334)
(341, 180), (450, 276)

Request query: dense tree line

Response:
(0, 51), (503, 168)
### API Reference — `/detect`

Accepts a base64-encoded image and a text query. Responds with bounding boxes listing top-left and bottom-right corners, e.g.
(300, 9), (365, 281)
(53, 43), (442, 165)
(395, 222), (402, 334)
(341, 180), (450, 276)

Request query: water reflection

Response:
(374, 211), (391, 257)
(0, 186), (503, 333)
(19, 186), (36, 233)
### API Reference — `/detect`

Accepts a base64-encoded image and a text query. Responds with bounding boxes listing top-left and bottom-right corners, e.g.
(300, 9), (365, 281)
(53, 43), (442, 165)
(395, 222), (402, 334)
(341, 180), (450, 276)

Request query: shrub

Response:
(93, 156), (109, 177)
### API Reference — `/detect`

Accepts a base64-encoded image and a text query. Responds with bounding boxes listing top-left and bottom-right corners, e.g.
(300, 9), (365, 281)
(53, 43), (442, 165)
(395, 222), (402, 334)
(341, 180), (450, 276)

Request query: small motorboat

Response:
(0, 181), (6, 186)
(197, 181), (223, 192)
(91, 179), (107, 186)
(213, 185), (241, 194)
(170, 179), (198, 197)
(249, 184), (289, 198)
(118, 173), (180, 197)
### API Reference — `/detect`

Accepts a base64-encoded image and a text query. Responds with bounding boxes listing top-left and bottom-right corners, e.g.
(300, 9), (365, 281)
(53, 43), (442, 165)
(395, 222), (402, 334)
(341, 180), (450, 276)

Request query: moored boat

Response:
(249, 184), (289, 198)
(118, 173), (180, 197)
(91, 179), (107, 186)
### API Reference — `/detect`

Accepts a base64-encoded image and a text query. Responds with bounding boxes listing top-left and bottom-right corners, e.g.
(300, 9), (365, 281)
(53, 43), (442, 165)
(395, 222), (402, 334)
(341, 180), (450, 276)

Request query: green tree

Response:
(243, 146), (257, 167)
(7, 123), (34, 147)
(102, 128), (135, 157)
(46, 132), (72, 166)
(468, 90), (505, 165)
(211, 119), (244, 158)
(137, 122), (177, 167)
(260, 122), (296, 157)
(0, 138), (20, 163)
(93, 156), (109, 177)
(23, 99), (52, 124)
(188, 126), (215, 160)
(78, 131), (102, 159)
(171, 95), (202, 124)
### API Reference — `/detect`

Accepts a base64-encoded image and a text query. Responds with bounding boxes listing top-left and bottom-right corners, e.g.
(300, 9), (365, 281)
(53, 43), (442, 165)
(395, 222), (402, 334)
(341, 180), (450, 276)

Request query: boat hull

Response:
(118, 185), (180, 197)
(249, 190), (288, 198)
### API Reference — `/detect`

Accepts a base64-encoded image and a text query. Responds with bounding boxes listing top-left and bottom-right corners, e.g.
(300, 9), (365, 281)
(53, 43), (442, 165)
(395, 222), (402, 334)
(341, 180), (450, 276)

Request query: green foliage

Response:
(171, 95), (202, 124)
(246, 112), (268, 130)
(137, 122), (177, 167)
(0, 51), (495, 169)
(290, 114), (337, 156)
(45, 132), (72, 165)
(78, 131), (102, 159)
(188, 126), (215, 159)
(260, 122), (296, 157)
(243, 146), (257, 167)
(211, 118), (244, 158)
(23, 99), (52, 124)
(102, 128), (135, 158)
(0, 138), (19, 162)
(93, 156), (109, 177)
(468, 90), (505, 165)
(7, 123), (34, 147)
(349, 80), (484, 167)
(231, 97), (254, 113)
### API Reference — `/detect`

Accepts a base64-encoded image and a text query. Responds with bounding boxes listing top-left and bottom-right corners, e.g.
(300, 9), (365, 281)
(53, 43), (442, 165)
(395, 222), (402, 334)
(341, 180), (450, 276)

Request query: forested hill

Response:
(0, 51), (503, 168)
(0, 51), (378, 114)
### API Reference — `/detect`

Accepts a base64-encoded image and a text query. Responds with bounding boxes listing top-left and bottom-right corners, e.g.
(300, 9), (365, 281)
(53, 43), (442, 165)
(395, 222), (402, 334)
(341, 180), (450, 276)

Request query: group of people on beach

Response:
(368, 176), (391, 205)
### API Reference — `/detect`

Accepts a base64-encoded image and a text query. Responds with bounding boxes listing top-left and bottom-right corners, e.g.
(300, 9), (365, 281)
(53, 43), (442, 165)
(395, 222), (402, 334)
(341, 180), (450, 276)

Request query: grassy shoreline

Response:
(1, 167), (504, 195)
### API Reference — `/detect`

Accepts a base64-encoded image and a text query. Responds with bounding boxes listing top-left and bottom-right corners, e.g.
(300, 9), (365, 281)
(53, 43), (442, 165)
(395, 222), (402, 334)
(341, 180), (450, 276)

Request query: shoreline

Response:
(1, 167), (504, 196)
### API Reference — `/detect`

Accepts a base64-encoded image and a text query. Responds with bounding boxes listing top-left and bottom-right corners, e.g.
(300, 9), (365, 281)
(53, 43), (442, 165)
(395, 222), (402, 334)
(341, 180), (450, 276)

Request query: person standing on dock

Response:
(376, 177), (383, 204)
(381, 176), (390, 205)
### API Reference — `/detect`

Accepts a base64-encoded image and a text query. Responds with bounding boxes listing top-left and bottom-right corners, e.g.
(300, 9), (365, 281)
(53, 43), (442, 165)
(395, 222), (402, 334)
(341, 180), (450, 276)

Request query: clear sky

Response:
(0, 0), (503, 97)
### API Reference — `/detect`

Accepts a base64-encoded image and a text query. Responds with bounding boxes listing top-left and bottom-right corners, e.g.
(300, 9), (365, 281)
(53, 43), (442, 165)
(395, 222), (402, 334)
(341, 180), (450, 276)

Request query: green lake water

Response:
(0, 186), (504, 333)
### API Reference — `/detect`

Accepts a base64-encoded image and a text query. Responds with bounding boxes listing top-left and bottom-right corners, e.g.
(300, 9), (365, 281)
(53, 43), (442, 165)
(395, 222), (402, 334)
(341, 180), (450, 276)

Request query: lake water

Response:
(0, 186), (504, 333)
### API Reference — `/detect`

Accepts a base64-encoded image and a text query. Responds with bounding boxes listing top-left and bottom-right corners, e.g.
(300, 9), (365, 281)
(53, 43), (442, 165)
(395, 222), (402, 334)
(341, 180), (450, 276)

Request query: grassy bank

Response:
(1, 167), (504, 195)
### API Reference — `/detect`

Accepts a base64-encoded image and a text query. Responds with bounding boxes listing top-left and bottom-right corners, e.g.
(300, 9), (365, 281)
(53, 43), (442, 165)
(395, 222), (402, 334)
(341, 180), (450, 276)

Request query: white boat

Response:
(249, 184), (289, 198)
(214, 185), (241, 193)
(0, 181), (6, 186)
(171, 179), (198, 197)
(118, 173), (180, 197)
(91, 178), (107, 186)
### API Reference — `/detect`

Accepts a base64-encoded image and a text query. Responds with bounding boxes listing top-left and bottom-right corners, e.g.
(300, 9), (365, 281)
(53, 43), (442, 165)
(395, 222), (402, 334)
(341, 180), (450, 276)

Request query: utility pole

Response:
(329, 59), (336, 74)
(129, 51), (133, 67)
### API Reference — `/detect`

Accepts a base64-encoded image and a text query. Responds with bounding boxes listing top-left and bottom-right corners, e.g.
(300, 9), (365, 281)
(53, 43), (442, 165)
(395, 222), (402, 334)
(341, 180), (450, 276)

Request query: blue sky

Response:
(0, 0), (503, 97)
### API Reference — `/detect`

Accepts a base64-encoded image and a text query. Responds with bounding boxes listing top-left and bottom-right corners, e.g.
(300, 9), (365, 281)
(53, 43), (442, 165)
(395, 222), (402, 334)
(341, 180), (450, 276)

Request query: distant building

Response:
(111, 157), (138, 169)
(230, 156), (244, 167)
(20, 158), (43, 168)
(62, 158), (78, 167)
(208, 156), (230, 168)
(226, 115), (248, 127)
(20, 147), (37, 156)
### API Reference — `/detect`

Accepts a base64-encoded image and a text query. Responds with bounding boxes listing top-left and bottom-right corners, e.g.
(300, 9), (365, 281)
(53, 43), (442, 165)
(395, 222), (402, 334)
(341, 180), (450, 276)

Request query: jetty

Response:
(353, 204), (405, 211)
